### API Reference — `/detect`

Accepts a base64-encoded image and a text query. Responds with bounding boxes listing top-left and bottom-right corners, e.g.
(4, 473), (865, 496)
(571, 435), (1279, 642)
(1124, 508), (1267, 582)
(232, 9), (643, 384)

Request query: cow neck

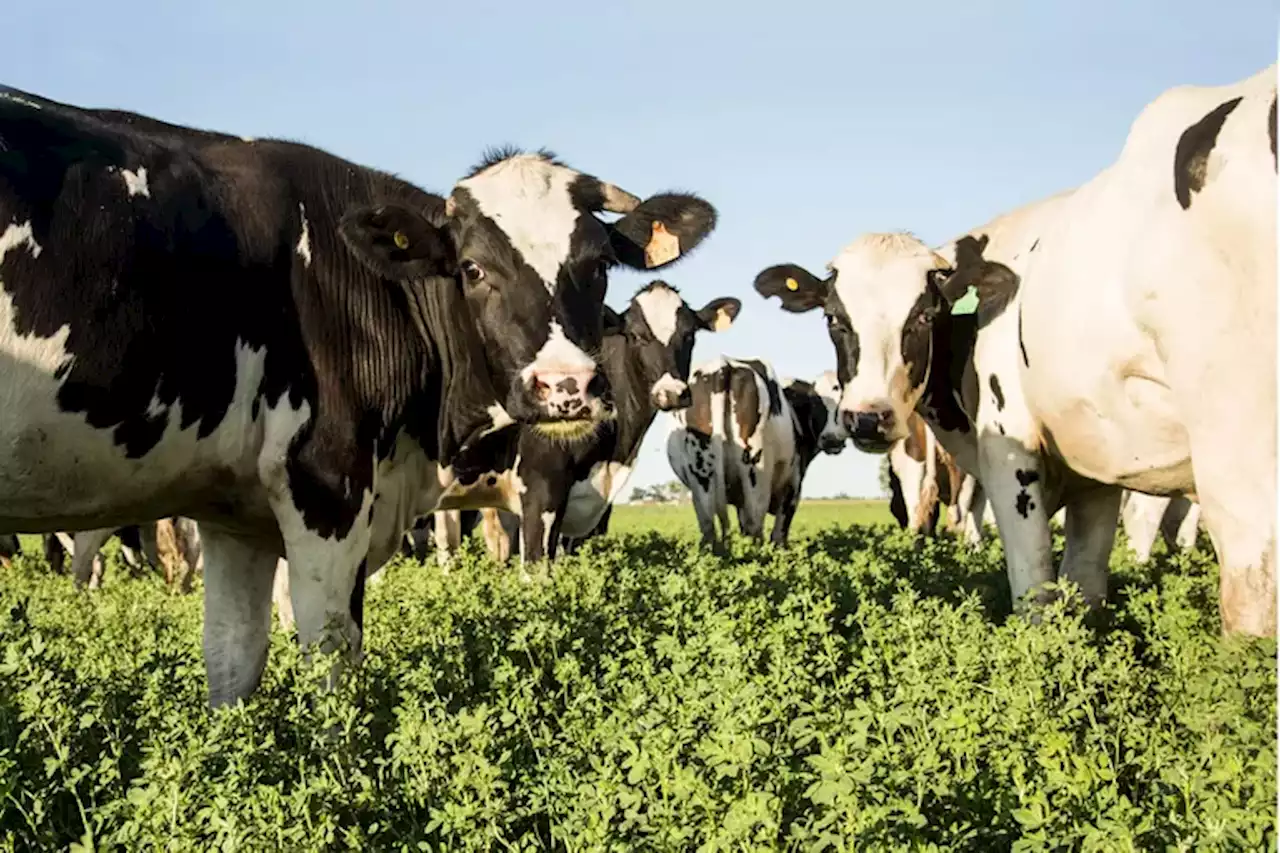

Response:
(920, 309), (977, 436)
(600, 333), (659, 462)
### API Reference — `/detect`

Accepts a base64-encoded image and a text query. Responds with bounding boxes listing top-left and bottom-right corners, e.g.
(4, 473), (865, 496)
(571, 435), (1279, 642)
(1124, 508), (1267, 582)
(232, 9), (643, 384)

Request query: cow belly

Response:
(560, 462), (632, 539)
(0, 340), (270, 531)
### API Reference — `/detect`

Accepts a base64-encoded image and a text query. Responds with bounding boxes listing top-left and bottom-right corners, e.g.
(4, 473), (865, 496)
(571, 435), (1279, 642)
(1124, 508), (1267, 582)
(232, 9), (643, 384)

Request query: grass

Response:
(608, 499), (894, 539)
(0, 507), (1274, 852)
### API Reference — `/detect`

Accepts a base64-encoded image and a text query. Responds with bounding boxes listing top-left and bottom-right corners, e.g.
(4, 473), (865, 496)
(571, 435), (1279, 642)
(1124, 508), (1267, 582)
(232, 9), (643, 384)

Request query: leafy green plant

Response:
(0, 513), (1273, 851)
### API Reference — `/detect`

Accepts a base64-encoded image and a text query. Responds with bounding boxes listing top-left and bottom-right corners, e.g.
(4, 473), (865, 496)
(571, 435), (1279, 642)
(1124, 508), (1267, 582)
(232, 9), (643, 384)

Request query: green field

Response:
(0, 514), (1274, 851)
(608, 499), (895, 538)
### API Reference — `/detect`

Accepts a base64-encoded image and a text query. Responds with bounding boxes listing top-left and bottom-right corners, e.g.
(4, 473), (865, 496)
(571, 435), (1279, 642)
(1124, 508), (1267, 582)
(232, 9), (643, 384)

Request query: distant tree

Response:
(629, 486), (649, 504)
(833, 492), (851, 501)
(878, 456), (893, 498)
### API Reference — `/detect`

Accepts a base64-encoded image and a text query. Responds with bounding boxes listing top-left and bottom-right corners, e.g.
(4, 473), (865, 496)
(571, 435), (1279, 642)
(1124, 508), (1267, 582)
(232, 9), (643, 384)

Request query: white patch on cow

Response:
(518, 320), (596, 382)
(635, 285), (684, 345)
(560, 461), (633, 538)
(487, 403), (514, 432)
(650, 372), (687, 401)
(296, 204), (312, 266)
(540, 510), (557, 554)
(456, 154), (581, 293)
(120, 167), (150, 198)
(0, 222), (67, 378)
(145, 393), (167, 418)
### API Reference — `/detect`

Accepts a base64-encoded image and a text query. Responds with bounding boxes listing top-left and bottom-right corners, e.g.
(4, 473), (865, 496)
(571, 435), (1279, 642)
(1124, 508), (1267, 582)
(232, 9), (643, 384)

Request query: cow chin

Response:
(532, 417), (603, 444)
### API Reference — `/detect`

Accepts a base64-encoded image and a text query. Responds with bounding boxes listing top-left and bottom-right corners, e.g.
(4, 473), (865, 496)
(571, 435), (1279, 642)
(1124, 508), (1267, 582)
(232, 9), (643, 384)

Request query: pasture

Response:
(1, 509), (1273, 851)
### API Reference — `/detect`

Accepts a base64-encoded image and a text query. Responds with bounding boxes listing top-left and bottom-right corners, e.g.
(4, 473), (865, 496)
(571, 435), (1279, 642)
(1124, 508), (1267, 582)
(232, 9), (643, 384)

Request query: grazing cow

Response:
(0, 86), (718, 707)
(436, 280), (741, 562)
(755, 64), (1276, 635)
(667, 358), (846, 549)
(887, 411), (986, 544)
(1120, 491), (1201, 564)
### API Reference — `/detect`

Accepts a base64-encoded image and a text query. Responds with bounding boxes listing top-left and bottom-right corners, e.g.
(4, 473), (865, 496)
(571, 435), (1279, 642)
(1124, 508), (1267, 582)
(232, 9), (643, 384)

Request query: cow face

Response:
(755, 234), (956, 453)
(782, 371), (848, 455)
(610, 281), (740, 411)
(339, 150), (718, 440)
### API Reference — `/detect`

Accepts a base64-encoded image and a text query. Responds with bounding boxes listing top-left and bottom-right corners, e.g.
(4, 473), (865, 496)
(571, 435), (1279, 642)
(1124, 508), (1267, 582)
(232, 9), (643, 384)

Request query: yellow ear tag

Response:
(393, 231), (410, 250)
(785, 277), (799, 291)
(644, 221), (680, 268)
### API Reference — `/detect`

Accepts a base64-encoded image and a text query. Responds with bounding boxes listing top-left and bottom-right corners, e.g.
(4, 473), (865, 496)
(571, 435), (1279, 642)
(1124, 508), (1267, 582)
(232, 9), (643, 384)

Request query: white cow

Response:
(887, 410), (986, 545)
(1120, 492), (1202, 564)
(755, 64), (1275, 635)
(667, 358), (846, 549)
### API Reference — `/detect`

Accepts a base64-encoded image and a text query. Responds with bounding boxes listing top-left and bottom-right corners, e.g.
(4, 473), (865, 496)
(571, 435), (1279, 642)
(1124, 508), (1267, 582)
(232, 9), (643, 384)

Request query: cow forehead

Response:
(634, 285), (686, 345)
(455, 155), (595, 294)
(830, 233), (944, 327)
(814, 371), (841, 401)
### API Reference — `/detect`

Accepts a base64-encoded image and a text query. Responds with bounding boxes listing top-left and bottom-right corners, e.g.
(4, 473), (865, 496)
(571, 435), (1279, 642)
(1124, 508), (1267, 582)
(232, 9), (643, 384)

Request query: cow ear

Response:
(607, 192), (717, 270)
(602, 303), (627, 335)
(754, 263), (829, 313)
(696, 297), (741, 331)
(339, 203), (457, 281)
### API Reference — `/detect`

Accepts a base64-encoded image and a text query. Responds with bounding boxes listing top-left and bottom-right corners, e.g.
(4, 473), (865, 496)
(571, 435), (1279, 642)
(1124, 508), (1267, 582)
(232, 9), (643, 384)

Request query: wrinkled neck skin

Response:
(601, 333), (666, 463)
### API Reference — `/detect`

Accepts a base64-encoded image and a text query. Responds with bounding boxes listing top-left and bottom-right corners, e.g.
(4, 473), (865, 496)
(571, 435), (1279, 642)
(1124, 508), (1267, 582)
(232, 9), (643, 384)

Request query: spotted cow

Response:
(667, 358), (846, 549)
(434, 281), (741, 563)
(0, 85), (716, 707)
(756, 63), (1276, 635)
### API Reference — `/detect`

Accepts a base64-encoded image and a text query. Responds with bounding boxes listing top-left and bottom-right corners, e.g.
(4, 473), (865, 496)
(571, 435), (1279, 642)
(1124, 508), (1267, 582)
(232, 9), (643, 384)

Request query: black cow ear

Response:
(753, 263), (829, 313)
(603, 303), (627, 335)
(696, 297), (741, 331)
(607, 192), (717, 270)
(339, 203), (457, 281)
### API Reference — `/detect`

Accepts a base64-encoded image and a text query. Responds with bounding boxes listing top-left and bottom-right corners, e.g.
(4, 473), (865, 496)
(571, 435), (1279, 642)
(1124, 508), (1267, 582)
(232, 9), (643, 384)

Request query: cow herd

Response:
(0, 61), (1273, 709)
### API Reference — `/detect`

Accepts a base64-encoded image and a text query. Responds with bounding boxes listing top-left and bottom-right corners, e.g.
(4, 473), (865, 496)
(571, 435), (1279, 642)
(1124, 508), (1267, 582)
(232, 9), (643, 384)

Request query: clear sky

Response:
(4, 1), (1276, 498)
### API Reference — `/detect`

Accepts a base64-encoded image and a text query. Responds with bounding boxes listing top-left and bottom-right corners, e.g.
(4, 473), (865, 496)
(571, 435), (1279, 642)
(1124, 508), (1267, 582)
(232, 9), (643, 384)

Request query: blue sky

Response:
(5, 1), (1276, 498)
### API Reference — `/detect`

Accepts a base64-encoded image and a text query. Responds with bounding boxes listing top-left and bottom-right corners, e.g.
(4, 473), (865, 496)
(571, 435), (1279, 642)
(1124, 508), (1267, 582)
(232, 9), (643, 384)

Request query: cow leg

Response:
(480, 508), (513, 563)
(43, 534), (65, 574)
(978, 437), (1055, 614)
(71, 529), (115, 590)
(1159, 496), (1200, 554)
(272, 558), (295, 632)
(201, 526), (279, 707)
(117, 526), (146, 577)
(0, 534), (20, 569)
(770, 478), (801, 547)
(1120, 492), (1168, 565)
(961, 479), (988, 547)
(432, 510), (463, 573)
(1059, 486), (1121, 608)
(173, 517), (203, 594)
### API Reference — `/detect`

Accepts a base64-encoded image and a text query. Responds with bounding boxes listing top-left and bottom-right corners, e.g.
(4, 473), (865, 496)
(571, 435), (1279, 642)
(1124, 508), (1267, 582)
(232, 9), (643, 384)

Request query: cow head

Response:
(781, 371), (848, 456)
(755, 233), (977, 453)
(607, 281), (740, 411)
(339, 149), (718, 440)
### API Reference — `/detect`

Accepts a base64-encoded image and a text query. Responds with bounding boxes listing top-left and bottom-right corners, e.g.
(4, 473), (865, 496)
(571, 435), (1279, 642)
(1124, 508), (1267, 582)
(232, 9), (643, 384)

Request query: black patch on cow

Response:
(1015, 468), (1039, 487)
(997, 423), (1005, 436)
(1018, 310), (1030, 368)
(989, 375), (1005, 411)
(1015, 491), (1035, 518)
(688, 432), (713, 492)
(921, 310), (974, 434)
(901, 290), (941, 393)
(783, 380), (832, 466)
(1029, 239), (1039, 253)
(737, 360), (782, 416)
(1269, 95), (1277, 172)
(348, 558), (367, 630)
(888, 465), (907, 528)
(1173, 97), (1243, 209)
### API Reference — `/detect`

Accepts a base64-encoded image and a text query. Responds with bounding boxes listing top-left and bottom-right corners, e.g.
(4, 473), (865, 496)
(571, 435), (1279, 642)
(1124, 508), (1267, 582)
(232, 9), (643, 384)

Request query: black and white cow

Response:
(755, 63), (1276, 635)
(0, 85), (719, 706)
(667, 358), (846, 549)
(434, 281), (741, 563)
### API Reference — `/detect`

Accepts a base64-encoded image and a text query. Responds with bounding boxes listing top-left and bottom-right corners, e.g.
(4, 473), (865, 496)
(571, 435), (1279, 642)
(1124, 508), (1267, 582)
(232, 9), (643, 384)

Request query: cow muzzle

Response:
(841, 405), (896, 453)
(518, 365), (613, 441)
(650, 373), (691, 411)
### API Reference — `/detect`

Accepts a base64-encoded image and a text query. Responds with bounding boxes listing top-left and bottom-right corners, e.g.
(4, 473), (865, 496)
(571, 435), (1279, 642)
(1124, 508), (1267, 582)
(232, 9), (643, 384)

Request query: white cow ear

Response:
(696, 297), (741, 331)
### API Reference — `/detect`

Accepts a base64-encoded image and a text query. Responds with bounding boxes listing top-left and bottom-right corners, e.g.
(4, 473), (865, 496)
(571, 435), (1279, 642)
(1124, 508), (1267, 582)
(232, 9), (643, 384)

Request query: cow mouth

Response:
(532, 419), (600, 443)
(819, 438), (846, 455)
(851, 436), (893, 454)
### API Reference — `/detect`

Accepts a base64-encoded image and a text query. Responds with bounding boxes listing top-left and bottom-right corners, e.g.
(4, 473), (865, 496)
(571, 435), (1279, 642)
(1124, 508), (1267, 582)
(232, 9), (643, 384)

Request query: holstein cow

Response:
(667, 358), (846, 549)
(755, 63), (1276, 635)
(887, 411), (985, 545)
(1119, 491), (1201, 564)
(0, 86), (717, 707)
(435, 281), (741, 562)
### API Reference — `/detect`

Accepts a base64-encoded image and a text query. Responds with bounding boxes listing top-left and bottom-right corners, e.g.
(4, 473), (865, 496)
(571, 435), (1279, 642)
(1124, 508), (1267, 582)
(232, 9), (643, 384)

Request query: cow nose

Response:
(530, 368), (599, 418)
(842, 406), (894, 441)
(650, 374), (690, 412)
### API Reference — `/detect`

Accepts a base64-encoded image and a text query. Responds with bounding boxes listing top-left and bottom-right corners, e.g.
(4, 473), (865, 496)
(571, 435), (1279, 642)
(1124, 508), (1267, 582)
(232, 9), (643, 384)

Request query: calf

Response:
(755, 63), (1276, 634)
(437, 281), (741, 562)
(887, 411), (986, 545)
(667, 358), (846, 549)
(0, 86), (719, 707)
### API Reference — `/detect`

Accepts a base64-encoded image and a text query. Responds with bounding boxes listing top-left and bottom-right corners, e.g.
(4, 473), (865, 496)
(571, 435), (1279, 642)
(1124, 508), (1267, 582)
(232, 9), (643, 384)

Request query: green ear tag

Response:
(951, 285), (979, 316)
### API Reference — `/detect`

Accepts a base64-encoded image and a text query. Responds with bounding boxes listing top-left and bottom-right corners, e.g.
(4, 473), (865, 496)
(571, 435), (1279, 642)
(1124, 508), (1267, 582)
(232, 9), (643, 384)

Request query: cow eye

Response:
(461, 260), (485, 283)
